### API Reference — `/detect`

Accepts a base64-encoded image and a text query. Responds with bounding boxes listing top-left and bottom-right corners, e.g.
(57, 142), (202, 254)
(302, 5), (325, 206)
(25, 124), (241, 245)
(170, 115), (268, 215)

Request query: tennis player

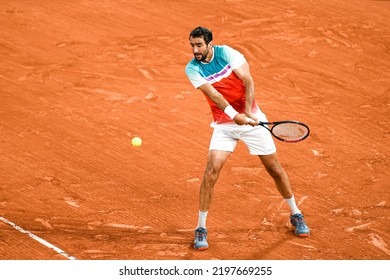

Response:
(185, 26), (310, 250)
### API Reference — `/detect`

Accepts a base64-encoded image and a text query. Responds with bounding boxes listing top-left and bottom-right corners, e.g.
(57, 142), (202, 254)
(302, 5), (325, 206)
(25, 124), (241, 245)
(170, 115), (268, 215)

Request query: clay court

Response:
(0, 0), (389, 260)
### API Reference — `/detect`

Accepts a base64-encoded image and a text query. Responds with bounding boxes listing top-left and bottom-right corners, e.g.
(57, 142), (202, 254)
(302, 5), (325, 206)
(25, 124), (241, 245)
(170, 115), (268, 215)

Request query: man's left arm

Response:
(233, 62), (258, 123)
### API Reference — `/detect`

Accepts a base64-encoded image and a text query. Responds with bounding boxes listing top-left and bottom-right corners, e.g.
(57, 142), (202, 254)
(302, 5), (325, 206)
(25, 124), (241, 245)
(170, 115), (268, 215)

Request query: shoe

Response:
(290, 213), (310, 237)
(193, 227), (208, 250)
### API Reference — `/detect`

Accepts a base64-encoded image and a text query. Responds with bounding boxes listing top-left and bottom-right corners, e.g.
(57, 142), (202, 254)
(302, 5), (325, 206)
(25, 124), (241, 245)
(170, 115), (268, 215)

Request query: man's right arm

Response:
(198, 83), (255, 126)
(198, 83), (229, 111)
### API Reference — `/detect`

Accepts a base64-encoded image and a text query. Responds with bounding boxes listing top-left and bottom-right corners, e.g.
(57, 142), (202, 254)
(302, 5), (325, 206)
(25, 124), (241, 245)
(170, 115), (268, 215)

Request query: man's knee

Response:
(265, 163), (285, 178)
(204, 165), (220, 180)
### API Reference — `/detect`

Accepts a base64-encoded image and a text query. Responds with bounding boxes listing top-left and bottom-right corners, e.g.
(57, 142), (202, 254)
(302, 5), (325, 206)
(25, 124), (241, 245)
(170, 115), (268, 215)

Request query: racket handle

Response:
(245, 117), (257, 124)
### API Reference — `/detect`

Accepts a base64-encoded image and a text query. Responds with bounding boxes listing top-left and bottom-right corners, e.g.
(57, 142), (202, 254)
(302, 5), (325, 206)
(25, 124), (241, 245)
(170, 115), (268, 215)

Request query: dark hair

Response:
(189, 26), (213, 45)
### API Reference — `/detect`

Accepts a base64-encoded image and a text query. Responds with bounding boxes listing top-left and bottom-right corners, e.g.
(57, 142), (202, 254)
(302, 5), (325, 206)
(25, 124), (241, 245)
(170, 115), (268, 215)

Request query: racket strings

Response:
(271, 123), (309, 141)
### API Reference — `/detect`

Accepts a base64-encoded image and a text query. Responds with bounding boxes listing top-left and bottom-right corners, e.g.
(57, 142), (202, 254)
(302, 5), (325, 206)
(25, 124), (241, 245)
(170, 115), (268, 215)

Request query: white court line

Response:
(0, 216), (77, 260)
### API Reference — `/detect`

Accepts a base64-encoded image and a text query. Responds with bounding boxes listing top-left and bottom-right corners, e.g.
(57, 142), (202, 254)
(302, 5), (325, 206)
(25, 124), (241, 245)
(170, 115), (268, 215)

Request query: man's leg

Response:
(258, 153), (292, 199)
(199, 150), (231, 212)
(259, 153), (310, 237)
(194, 150), (231, 250)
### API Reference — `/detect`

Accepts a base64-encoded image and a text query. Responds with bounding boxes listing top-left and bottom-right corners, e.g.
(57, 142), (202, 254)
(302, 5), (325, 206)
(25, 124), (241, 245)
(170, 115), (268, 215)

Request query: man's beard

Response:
(194, 49), (209, 62)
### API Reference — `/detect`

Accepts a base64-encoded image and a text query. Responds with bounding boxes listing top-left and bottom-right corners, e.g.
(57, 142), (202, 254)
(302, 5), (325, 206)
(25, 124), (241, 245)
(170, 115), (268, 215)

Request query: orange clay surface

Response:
(0, 0), (389, 260)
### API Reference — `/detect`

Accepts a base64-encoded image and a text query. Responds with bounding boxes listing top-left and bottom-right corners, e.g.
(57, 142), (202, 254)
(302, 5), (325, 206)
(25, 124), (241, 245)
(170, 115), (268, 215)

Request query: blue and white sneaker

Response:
(193, 227), (208, 250)
(290, 213), (310, 237)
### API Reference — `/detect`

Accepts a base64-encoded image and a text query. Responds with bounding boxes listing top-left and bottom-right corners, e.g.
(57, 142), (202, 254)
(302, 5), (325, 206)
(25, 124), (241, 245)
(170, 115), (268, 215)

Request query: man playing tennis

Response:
(185, 26), (310, 250)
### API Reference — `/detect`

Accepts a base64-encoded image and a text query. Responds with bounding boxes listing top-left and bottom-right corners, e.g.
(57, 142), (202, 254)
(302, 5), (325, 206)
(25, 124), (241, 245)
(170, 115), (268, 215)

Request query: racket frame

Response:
(258, 120), (310, 143)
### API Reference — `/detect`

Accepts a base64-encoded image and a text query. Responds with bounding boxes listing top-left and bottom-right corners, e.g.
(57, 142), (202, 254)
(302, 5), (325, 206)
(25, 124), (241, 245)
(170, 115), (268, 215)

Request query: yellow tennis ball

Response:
(131, 137), (142, 146)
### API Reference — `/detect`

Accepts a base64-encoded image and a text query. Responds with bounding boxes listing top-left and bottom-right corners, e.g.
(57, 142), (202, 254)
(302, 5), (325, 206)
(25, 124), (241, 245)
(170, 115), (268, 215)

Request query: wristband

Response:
(224, 105), (239, 120)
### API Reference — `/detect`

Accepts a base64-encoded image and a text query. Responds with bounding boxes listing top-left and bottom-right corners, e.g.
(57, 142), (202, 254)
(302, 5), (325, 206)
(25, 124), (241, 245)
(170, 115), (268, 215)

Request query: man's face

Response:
(189, 36), (212, 62)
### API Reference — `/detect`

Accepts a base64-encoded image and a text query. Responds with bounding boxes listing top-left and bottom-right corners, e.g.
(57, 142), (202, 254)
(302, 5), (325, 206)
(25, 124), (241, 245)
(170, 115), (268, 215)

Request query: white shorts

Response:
(209, 113), (276, 155)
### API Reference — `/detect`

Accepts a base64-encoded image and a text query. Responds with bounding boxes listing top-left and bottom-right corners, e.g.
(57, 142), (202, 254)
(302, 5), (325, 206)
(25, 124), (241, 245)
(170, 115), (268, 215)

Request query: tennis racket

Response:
(253, 119), (310, 143)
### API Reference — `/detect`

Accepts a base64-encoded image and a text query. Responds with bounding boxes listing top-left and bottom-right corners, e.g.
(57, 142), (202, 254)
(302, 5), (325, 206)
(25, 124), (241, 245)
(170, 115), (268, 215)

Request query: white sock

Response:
(285, 195), (301, 215)
(196, 211), (208, 229)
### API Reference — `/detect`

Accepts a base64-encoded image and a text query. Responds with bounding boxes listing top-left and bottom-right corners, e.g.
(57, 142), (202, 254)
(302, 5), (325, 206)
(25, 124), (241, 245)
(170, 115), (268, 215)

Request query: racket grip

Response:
(245, 117), (257, 124)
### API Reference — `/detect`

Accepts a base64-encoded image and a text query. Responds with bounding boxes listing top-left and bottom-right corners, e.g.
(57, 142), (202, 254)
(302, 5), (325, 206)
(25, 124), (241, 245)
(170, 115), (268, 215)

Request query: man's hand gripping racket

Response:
(246, 117), (310, 143)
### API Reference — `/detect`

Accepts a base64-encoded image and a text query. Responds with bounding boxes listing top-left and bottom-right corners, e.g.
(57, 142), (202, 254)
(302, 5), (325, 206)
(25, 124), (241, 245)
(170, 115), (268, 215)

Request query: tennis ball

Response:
(131, 137), (142, 146)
